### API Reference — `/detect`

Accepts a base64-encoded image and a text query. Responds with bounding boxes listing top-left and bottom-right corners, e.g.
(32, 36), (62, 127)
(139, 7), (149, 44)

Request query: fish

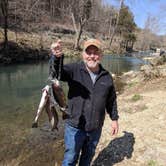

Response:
(32, 90), (59, 130)
(52, 81), (66, 108)
(45, 99), (59, 131)
(32, 79), (69, 130)
(32, 85), (49, 128)
(50, 79), (69, 119)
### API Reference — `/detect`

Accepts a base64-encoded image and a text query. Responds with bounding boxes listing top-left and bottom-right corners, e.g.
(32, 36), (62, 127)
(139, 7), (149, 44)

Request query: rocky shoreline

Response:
(92, 56), (166, 166)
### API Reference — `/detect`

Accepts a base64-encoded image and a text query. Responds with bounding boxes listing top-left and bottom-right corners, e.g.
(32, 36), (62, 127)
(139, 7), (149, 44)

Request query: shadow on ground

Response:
(93, 131), (135, 166)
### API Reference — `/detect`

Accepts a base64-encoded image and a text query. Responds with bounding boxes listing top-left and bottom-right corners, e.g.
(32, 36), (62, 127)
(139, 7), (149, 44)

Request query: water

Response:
(0, 55), (147, 165)
(102, 55), (147, 74)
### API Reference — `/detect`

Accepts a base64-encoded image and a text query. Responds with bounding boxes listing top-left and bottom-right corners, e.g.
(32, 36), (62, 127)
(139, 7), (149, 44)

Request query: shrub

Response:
(131, 94), (142, 102)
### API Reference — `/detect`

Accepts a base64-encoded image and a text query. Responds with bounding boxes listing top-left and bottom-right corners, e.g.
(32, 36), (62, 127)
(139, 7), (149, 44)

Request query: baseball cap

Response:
(83, 39), (102, 51)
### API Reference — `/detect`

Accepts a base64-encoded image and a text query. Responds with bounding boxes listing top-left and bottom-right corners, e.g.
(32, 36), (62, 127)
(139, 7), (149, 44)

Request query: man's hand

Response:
(111, 120), (119, 136)
(51, 39), (63, 58)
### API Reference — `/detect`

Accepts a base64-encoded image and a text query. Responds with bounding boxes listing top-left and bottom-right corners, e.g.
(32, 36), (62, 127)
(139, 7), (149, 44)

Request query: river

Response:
(0, 55), (147, 166)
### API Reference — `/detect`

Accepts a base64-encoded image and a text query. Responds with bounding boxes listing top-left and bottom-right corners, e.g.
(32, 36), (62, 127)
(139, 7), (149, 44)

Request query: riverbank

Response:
(93, 58), (166, 166)
(0, 28), (81, 64)
(0, 28), (131, 65)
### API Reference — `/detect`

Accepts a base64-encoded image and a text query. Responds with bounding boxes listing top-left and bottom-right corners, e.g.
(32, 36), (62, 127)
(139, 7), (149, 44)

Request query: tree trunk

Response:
(1, 0), (9, 51)
(109, 0), (124, 47)
(4, 11), (8, 50)
(71, 12), (83, 50)
(71, 12), (79, 49)
(75, 22), (83, 50)
(131, 41), (134, 50)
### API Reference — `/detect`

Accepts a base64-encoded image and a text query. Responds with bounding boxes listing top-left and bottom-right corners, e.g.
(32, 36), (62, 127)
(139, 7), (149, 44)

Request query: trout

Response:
(51, 79), (66, 110)
(49, 78), (69, 119)
(45, 98), (59, 131)
(32, 85), (49, 128)
(32, 79), (69, 130)
(32, 85), (59, 130)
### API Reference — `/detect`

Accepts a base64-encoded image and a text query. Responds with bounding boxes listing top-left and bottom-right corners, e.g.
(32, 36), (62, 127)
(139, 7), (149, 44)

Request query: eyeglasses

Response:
(85, 50), (101, 56)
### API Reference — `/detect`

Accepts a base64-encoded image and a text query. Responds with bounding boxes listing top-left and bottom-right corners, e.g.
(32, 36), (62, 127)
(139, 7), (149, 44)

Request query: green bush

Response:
(147, 160), (158, 166)
(128, 82), (138, 88)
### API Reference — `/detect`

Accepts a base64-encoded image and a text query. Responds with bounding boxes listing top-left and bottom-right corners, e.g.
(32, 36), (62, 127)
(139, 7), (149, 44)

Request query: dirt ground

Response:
(93, 76), (166, 166)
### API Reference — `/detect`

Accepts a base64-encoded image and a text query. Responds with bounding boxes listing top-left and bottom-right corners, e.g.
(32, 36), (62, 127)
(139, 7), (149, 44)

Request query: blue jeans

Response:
(62, 123), (102, 166)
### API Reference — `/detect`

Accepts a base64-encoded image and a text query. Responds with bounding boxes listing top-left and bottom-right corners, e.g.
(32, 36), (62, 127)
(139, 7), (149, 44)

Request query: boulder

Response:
(149, 55), (166, 66)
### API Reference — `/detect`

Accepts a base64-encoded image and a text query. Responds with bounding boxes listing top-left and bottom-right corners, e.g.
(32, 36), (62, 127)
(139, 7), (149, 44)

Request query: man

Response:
(49, 39), (119, 166)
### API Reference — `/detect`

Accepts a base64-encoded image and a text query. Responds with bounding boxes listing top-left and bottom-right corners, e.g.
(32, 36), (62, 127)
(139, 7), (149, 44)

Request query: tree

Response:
(0, 0), (9, 51)
(70, 0), (92, 49)
(135, 14), (161, 50)
(144, 14), (160, 34)
(123, 33), (136, 51)
(116, 4), (136, 51)
(109, 0), (124, 47)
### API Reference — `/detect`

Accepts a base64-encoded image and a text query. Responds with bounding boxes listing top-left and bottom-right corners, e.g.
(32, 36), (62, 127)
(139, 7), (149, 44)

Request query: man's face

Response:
(51, 42), (62, 57)
(82, 45), (102, 70)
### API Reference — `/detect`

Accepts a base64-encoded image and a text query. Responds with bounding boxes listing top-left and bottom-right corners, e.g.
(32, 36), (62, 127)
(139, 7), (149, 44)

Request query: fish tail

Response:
(32, 122), (38, 128)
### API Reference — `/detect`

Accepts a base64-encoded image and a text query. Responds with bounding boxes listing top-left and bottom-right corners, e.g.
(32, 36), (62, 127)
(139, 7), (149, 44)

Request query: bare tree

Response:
(136, 14), (161, 50)
(109, 0), (124, 47)
(69, 0), (92, 50)
(0, 0), (9, 51)
(144, 14), (160, 34)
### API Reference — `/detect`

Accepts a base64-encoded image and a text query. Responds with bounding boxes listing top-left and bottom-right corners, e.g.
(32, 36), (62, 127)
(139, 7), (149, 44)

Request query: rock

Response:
(140, 65), (161, 80)
(113, 76), (126, 93)
(120, 70), (139, 83)
(149, 56), (166, 66)
(140, 63), (166, 80)
(140, 64), (153, 71)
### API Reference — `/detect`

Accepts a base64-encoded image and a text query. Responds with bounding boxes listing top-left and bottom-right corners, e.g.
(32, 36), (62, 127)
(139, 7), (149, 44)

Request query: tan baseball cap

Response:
(83, 39), (102, 51)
